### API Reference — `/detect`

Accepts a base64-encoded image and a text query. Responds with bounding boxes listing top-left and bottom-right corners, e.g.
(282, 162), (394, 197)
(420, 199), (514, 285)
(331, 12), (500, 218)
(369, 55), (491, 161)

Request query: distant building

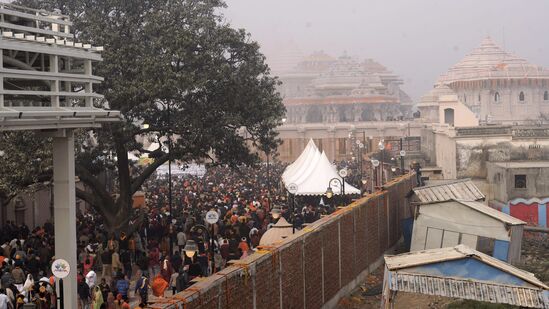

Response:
(278, 52), (413, 124)
(421, 124), (549, 228)
(487, 161), (549, 228)
(269, 51), (415, 162)
(418, 37), (549, 125)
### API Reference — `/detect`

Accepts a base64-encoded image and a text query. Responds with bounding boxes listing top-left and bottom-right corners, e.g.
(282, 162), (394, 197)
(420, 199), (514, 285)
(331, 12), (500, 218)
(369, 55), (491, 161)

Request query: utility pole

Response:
(167, 102), (173, 255)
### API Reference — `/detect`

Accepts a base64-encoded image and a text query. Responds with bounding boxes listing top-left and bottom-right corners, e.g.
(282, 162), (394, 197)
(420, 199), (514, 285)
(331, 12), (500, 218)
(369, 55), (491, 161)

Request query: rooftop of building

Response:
(416, 199), (525, 225)
(0, 2), (103, 56)
(278, 52), (410, 104)
(490, 161), (549, 169)
(413, 178), (485, 202)
(437, 36), (549, 84)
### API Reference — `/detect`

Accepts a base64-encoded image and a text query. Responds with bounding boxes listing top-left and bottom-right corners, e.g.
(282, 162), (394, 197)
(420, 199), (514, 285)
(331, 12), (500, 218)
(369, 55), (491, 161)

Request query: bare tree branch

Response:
(75, 164), (112, 205)
(130, 152), (170, 194)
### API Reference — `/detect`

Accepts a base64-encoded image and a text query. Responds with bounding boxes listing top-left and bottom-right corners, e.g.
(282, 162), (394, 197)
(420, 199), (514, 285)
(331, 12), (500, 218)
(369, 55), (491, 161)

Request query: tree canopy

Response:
(10, 0), (285, 232)
(0, 132), (52, 205)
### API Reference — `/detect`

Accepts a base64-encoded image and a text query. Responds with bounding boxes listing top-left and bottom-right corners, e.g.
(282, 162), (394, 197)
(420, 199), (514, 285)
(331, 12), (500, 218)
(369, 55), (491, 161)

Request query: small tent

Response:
(282, 139), (360, 196)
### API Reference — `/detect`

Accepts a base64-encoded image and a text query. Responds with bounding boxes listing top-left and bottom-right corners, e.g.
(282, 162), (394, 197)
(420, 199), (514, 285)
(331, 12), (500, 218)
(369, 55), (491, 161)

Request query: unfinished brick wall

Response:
(150, 174), (415, 309)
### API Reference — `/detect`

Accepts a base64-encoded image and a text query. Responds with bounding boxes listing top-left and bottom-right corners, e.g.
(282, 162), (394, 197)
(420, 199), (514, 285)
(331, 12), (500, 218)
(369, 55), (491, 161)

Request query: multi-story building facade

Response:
(278, 52), (413, 125)
(419, 37), (549, 125)
(271, 51), (415, 162)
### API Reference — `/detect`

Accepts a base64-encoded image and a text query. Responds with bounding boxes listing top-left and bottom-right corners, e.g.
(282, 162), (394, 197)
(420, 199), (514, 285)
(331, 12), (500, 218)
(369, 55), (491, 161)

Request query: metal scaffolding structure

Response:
(1, 3), (119, 307)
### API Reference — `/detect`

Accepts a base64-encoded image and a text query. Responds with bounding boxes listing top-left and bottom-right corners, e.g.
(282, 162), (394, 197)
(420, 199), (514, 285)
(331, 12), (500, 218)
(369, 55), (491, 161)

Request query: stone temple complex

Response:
(419, 37), (549, 125)
(275, 51), (413, 124)
(269, 51), (417, 162)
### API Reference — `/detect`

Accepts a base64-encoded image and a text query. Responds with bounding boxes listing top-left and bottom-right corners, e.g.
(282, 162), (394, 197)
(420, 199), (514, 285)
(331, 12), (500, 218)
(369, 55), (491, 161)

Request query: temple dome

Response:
(437, 36), (549, 84)
(266, 40), (304, 74)
(312, 56), (384, 93)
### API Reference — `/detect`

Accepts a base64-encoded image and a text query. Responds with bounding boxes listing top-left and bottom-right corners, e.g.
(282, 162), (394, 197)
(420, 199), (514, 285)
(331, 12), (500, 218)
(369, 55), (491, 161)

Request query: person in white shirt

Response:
(176, 231), (186, 252)
(0, 288), (11, 309)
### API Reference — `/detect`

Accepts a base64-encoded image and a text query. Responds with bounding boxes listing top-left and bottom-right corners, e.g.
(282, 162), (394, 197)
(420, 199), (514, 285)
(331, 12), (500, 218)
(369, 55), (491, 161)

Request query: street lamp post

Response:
(167, 102), (173, 255)
(205, 210), (219, 275)
(325, 178), (343, 198)
(358, 142), (364, 193)
(287, 183), (298, 233)
(187, 224), (214, 276)
(183, 239), (198, 259)
(325, 169), (346, 205)
(391, 166), (397, 179)
(399, 150), (406, 175)
(265, 149), (271, 212)
(378, 139), (385, 186)
(371, 159), (380, 191)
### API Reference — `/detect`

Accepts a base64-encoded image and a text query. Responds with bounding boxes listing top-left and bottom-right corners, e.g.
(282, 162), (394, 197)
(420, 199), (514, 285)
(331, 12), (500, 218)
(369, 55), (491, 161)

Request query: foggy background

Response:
(223, 0), (549, 101)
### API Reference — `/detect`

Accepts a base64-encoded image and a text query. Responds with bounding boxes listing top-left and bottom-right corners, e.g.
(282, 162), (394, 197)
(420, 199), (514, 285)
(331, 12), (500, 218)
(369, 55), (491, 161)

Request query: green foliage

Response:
(0, 131), (52, 202)
(10, 0), (285, 231)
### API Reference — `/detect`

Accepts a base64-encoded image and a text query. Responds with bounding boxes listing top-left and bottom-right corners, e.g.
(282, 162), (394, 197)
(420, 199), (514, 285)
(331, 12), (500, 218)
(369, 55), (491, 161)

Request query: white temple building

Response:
(274, 51), (413, 124)
(418, 37), (549, 126)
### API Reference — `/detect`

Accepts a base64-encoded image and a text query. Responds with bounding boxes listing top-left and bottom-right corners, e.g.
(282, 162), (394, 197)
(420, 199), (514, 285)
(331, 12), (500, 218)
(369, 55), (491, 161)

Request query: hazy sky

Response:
(223, 0), (549, 101)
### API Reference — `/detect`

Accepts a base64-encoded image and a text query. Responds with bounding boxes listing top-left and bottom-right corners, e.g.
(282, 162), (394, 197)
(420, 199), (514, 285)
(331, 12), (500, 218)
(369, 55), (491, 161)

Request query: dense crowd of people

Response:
(0, 161), (338, 308)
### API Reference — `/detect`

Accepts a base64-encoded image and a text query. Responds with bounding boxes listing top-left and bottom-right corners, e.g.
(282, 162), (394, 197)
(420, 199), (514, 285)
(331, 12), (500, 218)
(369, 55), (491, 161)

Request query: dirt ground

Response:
(336, 267), (455, 309)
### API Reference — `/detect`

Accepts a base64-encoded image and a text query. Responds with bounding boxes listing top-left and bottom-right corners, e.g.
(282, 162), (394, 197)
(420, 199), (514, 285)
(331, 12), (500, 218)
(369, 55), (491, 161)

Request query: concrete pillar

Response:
(53, 131), (77, 309)
(0, 50), (4, 107)
(49, 55), (59, 107)
(84, 60), (93, 107)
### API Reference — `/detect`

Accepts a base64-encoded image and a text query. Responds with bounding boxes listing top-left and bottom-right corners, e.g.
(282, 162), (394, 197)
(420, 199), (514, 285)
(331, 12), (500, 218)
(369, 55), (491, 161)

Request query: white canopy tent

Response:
(282, 139), (360, 196)
(282, 139), (318, 181)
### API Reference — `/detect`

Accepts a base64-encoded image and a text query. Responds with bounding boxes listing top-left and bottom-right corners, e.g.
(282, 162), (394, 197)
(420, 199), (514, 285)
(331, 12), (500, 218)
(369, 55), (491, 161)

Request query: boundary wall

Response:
(151, 174), (416, 309)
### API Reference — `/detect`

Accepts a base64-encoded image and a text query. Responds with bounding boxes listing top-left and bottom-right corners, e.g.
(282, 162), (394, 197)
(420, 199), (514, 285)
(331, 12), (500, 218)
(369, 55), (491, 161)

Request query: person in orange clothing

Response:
(151, 274), (169, 297)
(238, 237), (250, 259)
(113, 294), (130, 309)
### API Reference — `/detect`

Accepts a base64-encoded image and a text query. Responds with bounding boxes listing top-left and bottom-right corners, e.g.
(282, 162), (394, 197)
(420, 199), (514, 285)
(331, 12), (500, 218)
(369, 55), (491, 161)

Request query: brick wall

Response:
(150, 174), (415, 309)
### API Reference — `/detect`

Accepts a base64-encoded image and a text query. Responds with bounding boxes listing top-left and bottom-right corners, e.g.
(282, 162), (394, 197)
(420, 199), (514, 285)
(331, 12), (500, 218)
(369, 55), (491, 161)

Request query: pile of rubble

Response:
(517, 236), (549, 284)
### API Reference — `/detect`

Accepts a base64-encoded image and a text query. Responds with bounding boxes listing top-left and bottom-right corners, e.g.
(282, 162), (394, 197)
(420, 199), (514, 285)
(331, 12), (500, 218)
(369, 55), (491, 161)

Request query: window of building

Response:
(519, 91), (525, 102)
(544, 91), (548, 101)
(476, 236), (495, 256)
(514, 174), (526, 189)
(444, 108), (454, 126)
(494, 92), (500, 102)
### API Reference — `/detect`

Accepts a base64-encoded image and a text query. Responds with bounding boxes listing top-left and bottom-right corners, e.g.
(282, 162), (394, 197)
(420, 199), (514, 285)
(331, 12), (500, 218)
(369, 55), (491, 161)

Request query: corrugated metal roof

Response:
(389, 272), (549, 308)
(385, 245), (548, 290)
(413, 178), (485, 202)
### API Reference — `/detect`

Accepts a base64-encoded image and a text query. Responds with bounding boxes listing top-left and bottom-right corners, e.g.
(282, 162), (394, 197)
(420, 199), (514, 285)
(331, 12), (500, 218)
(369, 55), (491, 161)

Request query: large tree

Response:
(0, 132), (52, 223)
(13, 0), (285, 232)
